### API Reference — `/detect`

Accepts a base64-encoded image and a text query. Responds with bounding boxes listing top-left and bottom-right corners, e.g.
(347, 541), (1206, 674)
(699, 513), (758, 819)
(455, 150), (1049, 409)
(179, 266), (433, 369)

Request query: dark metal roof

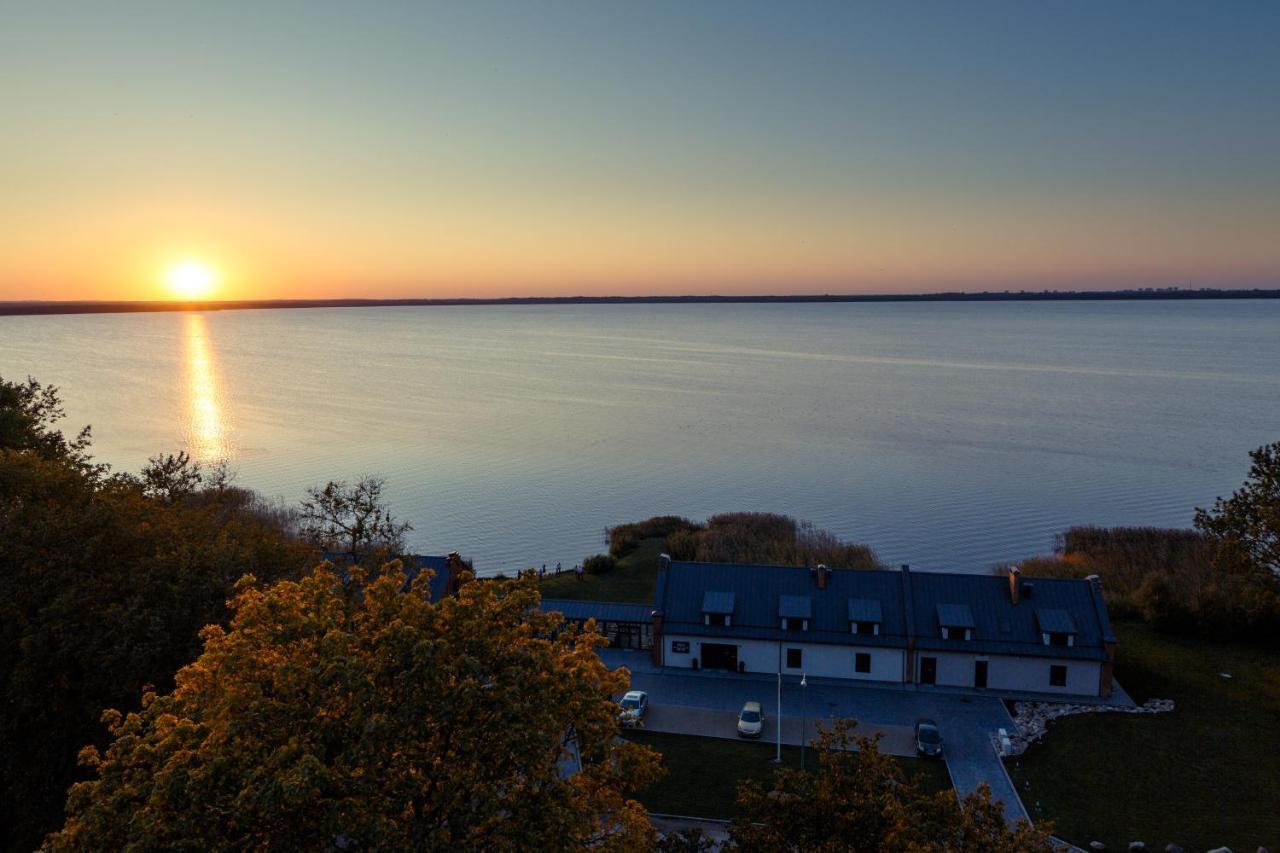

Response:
(1035, 608), (1076, 634)
(660, 560), (907, 643)
(778, 595), (812, 619)
(702, 590), (736, 614)
(323, 552), (453, 602)
(541, 599), (655, 623)
(937, 603), (975, 629)
(847, 598), (883, 623)
(656, 559), (1114, 661)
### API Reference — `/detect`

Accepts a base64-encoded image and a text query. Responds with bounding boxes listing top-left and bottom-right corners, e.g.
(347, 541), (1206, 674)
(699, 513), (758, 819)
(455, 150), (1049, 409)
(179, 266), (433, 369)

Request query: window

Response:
(1048, 632), (1070, 647)
(942, 626), (971, 641)
(853, 621), (877, 636)
(786, 648), (802, 669)
(855, 652), (871, 673)
(784, 616), (806, 631)
(1049, 665), (1067, 687)
(706, 613), (728, 627)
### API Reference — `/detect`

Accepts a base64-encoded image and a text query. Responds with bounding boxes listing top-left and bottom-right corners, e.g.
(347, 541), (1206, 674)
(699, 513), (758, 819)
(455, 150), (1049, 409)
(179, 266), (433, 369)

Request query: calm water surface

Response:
(2, 300), (1277, 574)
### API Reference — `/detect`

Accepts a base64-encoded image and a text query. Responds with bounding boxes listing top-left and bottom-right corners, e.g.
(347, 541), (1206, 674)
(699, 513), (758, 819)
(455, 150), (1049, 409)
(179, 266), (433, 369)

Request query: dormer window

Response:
(847, 598), (882, 636)
(937, 604), (975, 641)
(779, 595), (811, 631)
(702, 591), (735, 627)
(1036, 608), (1076, 647)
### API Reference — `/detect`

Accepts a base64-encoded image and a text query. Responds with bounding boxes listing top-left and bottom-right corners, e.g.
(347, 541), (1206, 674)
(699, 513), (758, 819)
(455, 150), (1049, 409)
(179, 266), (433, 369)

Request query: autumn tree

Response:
(300, 475), (413, 564)
(727, 720), (1051, 852)
(44, 566), (661, 851)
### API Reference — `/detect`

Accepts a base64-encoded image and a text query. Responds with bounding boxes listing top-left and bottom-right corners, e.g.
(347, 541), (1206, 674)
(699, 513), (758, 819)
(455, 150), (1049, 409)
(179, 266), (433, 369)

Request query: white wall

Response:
(661, 634), (903, 683)
(917, 651), (1102, 696)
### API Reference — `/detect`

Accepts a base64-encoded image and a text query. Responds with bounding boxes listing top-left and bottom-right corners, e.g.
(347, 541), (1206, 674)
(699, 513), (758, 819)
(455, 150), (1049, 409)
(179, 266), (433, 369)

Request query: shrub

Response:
(607, 515), (701, 558)
(583, 554), (617, 575)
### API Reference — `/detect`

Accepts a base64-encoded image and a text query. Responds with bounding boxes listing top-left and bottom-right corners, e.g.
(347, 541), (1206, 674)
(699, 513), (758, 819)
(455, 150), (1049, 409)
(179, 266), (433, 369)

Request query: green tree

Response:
(1, 376), (309, 850)
(1195, 441), (1280, 579)
(727, 721), (1051, 852)
(44, 566), (661, 851)
(300, 476), (413, 564)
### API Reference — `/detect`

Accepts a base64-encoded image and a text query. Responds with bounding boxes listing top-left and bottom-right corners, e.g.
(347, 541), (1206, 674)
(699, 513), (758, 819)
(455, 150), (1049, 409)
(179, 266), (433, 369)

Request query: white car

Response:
(737, 700), (764, 738)
(619, 690), (648, 727)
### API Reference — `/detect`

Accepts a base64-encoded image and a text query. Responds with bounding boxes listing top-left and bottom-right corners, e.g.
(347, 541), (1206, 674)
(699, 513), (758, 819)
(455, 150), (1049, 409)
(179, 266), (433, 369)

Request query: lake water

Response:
(2, 300), (1277, 575)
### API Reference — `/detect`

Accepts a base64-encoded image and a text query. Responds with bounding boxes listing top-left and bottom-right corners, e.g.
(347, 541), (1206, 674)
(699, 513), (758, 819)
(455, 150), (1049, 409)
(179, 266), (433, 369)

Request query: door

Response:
(974, 659), (988, 689)
(702, 643), (738, 671)
(920, 656), (937, 685)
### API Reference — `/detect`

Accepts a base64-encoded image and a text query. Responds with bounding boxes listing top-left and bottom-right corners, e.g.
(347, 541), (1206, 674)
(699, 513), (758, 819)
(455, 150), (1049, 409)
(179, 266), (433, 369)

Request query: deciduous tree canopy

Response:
(44, 567), (660, 852)
(727, 721), (1052, 852)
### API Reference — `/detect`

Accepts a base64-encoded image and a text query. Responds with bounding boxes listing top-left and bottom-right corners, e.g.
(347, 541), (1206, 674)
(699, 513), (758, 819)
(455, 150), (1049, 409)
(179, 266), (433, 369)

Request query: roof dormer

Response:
(702, 591), (735, 627)
(1036, 608), (1076, 646)
(847, 598), (882, 636)
(937, 603), (974, 641)
(779, 595), (811, 631)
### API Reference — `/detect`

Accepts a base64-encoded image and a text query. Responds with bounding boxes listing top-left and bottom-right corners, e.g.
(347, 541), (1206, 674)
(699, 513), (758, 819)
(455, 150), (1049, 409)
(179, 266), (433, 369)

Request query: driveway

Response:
(606, 649), (1029, 824)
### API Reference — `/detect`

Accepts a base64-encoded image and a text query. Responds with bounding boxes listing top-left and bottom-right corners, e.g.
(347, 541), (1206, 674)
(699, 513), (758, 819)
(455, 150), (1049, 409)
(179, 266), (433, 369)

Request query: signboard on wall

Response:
(671, 640), (690, 653)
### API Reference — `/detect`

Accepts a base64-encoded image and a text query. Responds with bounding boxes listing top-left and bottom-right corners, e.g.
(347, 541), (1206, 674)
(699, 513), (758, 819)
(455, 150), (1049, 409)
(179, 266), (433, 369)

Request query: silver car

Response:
(737, 700), (764, 738)
(915, 718), (943, 757)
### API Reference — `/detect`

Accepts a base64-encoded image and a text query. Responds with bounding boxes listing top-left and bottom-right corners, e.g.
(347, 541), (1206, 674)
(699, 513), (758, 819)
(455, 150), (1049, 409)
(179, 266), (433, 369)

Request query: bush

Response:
(583, 554), (617, 575)
(1019, 526), (1280, 641)
(662, 512), (878, 569)
(608, 516), (701, 558)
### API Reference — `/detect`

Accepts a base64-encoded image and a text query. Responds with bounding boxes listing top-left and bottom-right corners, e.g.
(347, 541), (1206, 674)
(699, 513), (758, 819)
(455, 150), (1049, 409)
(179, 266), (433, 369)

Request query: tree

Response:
(727, 720), (1051, 852)
(0, 374), (95, 470)
(2, 377), (309, 851)
(1195, 441), (1280, 579)
(139, 451), (204, 502)
(44, 567), (660, 851)
(300, 476), (413, 564)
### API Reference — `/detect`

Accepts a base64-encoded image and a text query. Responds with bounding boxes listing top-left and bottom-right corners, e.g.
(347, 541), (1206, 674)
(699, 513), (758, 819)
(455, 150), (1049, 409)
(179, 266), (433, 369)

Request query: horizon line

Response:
(2, 286), (1279, 317)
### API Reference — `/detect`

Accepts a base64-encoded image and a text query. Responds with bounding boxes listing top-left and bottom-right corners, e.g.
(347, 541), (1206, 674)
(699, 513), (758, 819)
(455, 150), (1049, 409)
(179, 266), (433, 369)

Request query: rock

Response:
(1089, 843), (1106, 852)
(1163, 845), (1182, 853)
(1206, 847), (1233, 853)
(1128, 844), (1145, 851)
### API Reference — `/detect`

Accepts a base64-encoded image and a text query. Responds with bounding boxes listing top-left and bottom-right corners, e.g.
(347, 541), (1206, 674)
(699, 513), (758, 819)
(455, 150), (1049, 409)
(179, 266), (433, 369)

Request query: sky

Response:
(2, 1), (1278, 301)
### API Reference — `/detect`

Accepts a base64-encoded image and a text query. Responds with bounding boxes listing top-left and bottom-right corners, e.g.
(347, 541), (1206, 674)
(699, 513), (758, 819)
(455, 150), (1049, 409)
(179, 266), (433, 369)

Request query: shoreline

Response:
(2, 288), (1279, 317)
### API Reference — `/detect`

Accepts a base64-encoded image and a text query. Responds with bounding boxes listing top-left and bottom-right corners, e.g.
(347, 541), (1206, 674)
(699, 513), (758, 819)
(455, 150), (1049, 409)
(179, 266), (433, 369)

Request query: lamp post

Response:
(773, 667), (782, 763)
(800, 673), (808, 771)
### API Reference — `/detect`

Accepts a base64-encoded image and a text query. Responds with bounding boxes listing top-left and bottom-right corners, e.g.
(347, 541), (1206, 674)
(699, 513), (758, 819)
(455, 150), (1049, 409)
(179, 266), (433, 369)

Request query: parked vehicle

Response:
(737, 700), (764, 738)
(915, 718), (943, 757)
(619, 690), (648, 727)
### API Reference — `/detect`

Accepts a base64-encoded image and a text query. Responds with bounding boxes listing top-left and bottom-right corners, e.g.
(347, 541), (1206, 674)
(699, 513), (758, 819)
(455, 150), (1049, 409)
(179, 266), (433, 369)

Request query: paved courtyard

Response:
(603, 649), (1031, 824)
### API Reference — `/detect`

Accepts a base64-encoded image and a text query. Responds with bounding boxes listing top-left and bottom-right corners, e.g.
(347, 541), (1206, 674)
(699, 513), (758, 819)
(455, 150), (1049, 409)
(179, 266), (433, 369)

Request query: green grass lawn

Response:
(538, 538), (665, 603)
(1006, 622), (1280, 851)
(623, 730), (952, 820)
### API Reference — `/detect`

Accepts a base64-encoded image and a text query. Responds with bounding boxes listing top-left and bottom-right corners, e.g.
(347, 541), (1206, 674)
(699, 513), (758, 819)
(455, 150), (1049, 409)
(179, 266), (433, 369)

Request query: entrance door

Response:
(974, 660), (988, 689)
(920, 656), (937, 685)
(702, 643), (739, 671)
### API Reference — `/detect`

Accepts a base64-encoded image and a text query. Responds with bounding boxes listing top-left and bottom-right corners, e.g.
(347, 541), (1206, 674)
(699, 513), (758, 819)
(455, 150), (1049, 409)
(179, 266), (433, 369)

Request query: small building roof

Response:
(702, 590), (736, 615)
(541, 599), (655, 623)
(847, 598), (883, 623)
(1035, 608), (1076, 634)
(936, 603), (975, 629)
(778, 595), (812, 619)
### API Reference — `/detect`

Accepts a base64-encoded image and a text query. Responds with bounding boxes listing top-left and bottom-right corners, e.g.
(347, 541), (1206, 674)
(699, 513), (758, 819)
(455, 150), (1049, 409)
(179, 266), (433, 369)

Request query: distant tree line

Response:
(608, 512), (879, 570)
(1019, 442), (1280, 641)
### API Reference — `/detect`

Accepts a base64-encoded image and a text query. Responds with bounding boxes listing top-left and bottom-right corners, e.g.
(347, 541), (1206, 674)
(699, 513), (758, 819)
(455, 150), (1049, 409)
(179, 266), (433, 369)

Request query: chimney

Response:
(445, 551), (471, 596)
(650, 610), (664, 667)
(1007, 565), (1021, 605)
(816, 564), (828, 590)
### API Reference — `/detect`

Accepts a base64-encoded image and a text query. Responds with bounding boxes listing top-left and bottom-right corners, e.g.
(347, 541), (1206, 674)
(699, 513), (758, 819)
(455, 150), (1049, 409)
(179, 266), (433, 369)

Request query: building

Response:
(648, 557), (1116, 698)
(323, 551), (471, 602)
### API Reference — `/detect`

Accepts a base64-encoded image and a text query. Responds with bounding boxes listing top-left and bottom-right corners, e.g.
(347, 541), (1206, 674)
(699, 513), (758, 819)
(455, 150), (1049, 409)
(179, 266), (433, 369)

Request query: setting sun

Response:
(165, 260), (218, 299)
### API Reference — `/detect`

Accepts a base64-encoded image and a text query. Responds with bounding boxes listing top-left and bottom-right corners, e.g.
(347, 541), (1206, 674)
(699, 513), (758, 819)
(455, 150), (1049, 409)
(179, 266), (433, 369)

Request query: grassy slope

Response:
(1007, 622), (1280, 851)
(538, 538), (665, 603)
(624, 730), (952, 820)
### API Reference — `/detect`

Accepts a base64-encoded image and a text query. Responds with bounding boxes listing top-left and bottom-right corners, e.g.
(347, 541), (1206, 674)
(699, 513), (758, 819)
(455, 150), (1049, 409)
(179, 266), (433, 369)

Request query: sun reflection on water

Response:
(183, 313), (229, 462)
